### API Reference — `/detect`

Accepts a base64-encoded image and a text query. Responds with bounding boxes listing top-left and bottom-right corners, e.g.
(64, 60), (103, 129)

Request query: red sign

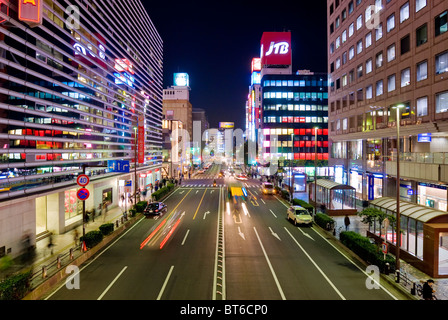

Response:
(77, 174), (90, 187)
(18, 0), (43, 26)
(260, 32), (292, 66)
(77, 188), (90, 201)
(138, 116), (145, 164)
(251, 58), (262, 72)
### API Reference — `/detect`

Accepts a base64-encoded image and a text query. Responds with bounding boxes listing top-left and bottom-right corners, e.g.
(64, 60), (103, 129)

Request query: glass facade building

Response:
(0, 0), (163, 257)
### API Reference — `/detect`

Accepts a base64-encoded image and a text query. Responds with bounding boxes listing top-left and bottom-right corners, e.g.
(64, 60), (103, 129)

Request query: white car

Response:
(261, 182), (275, 195)
(287, 206), (313, 226)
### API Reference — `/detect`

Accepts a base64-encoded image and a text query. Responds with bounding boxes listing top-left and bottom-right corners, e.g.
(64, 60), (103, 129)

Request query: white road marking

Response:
(181, 229), (190, 246)
(97, 266), (128, 300)
(253, 227), (286, 300)
(157, 265), (174, 300)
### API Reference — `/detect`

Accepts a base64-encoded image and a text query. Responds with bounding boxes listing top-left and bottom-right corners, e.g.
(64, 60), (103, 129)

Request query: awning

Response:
(312, 179), (356, 191)
(369, 197), (448, 223)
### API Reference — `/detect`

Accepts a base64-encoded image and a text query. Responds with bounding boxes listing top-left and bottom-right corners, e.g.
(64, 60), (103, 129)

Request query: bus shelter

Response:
(309, 179), (357, 216)
(369, 197), (448, 278)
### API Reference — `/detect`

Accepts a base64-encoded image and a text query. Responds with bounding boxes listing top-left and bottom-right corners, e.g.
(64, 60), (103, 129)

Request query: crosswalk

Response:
(180, 183), (262, 188)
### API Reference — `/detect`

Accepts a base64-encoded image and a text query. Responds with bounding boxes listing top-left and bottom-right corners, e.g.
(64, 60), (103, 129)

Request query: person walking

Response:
(344, 215), (351, 231)
(422, 279), (436, 300)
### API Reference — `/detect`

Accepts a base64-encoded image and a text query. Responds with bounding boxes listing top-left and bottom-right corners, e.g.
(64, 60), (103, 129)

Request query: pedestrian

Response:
(47, 234), (55, 255)
(73, 229), (79, 246)
(422, 279), (436, 300)
(344, 215), (351, 231)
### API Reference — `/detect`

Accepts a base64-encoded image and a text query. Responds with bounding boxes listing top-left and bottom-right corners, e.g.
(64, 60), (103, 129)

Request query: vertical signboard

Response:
(138, 116), (145, 164)
(18, 0), (43, 26)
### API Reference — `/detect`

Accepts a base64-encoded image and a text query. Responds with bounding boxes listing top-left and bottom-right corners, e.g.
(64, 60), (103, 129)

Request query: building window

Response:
(400, 2), (410, 23)
(400, 34), (411, 55)
(376, 23), (383, 40)
(416, 24), (428, 46)
(357, 14), (363, 30)
(388, 74), (396, 92)
(366, 32), (372, 48)
(376, 51), (383, 68)
(376, 80), (384, 96)
(401, 68), (411, 87)
(349, 23), (354, 37)
(357, 39), (363, 54)
(342, 30), (347, 43)
(366, 58), (373, 73)
(357, 64), (363, 78)
(349, 46), (355, 59)
(416, 96), (428, 117)
(416, 60), (428, 81)
(387, 14), (395, 32)
(436, 91), (448, 113)
(387, 44), (396, 62)
(435, 11), (448, 37)
(436, 51), (448, 75)
(415, 0), (426, 12)
(366, 85), (373, 99)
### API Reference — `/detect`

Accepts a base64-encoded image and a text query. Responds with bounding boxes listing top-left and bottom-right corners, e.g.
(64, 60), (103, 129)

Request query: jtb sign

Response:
(260, 32), (292, 66)
(19, 0), (43, 26)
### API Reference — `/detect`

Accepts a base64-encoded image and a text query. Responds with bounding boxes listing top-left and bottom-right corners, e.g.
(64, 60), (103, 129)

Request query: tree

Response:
(357, 207), (396, 237)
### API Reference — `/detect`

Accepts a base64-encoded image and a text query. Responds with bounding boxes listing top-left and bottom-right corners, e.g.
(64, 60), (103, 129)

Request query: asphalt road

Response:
(44, 164), (409, 301)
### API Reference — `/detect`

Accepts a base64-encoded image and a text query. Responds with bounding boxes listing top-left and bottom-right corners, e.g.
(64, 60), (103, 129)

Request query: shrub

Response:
(314, 213), (335, 230)
(129, 208), (137, 217)
(339, 231), (395, 273)
(135, 201), (147, 213)
(80, 230), (103, 249)
(0, 271), (32, 300)
(292, 199), (314, 213)
(99, 223), (114, 236)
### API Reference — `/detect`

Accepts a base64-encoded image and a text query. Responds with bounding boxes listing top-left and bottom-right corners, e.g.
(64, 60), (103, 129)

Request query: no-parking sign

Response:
(77, 188), (90, 201)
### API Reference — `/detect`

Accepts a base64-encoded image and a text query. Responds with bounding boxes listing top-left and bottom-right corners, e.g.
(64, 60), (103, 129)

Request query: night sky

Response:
(143, 0), (328, 130)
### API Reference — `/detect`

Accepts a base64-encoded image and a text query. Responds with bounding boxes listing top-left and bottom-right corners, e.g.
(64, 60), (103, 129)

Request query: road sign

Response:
(77, 174), (90, 187)
(382, 242), (388, 254)
(108, 160), (130, 173)
(77, 188), (90, 201)
(125, 180), (132, 187)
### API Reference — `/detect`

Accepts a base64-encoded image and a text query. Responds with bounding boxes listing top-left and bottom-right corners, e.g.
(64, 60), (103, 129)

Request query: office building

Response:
(0, 0), (163, 258)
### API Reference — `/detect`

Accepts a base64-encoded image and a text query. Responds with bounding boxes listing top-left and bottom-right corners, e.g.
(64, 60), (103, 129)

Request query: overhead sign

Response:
(18, 0), (43, 26)
(260, 32), (292, 66)
(418, 133), (432, 142)
(108, 160), (130, 173)
(77, 188), (90, 201)
(77, 174), (90, 187)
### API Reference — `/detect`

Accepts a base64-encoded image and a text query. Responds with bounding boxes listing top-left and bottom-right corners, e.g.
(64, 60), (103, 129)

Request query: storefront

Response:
(417, 183), (448, 211)
(367, 173), (383, 200)
(349, 169), (363, 199)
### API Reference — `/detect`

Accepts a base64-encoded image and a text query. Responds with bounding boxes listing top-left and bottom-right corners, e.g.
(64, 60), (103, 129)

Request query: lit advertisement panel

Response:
(251, 58), (261, 72)
(260, 32), (292, 66)
(219, 122), (234, 129)
(174, 73), (190, 87)
(18, 0), (43, 26)
(251, 72), (261, 85)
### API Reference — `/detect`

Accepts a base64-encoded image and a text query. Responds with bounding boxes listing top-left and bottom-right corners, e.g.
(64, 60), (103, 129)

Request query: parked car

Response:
(144, 202), (167, 216)
(261, 182), (275, 195)
(287, 206), (313, 226)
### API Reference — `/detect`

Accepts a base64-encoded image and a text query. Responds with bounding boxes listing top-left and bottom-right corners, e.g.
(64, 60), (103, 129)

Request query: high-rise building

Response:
(250, 32), (330, 192)
(0, 0), (163, 258)
(327, 0), (448, 277)
(327, 0), (448, 205)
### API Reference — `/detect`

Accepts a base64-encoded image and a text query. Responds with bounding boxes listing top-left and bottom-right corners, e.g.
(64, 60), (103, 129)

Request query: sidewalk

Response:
(0, 198), (144, 285)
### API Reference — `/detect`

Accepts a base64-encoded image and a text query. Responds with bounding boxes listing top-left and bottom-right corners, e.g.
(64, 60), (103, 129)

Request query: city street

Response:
(43, 165), (408, 301)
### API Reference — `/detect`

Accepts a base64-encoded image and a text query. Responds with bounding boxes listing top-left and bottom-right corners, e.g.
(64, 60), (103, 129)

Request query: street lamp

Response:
(393, 104), (405, 281)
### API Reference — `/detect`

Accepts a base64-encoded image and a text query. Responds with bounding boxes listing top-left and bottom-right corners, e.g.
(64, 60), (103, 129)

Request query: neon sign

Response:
(73, 42), (106, 61)
(114, 59), (134, 74)
(18, 0), (43, 26)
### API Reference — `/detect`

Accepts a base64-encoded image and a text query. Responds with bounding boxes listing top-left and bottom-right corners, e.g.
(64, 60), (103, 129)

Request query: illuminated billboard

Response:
(18, 0), (43, 26)
(219, 122), (235, 129)
(260, 32), (292, 66)
(174, 73), (190, 87)
(251, 58), (262, 72)
(251, 72), (261, 85)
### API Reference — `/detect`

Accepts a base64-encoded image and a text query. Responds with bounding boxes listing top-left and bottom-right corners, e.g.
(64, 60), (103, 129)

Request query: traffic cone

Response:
(82, 240), (87, 252)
